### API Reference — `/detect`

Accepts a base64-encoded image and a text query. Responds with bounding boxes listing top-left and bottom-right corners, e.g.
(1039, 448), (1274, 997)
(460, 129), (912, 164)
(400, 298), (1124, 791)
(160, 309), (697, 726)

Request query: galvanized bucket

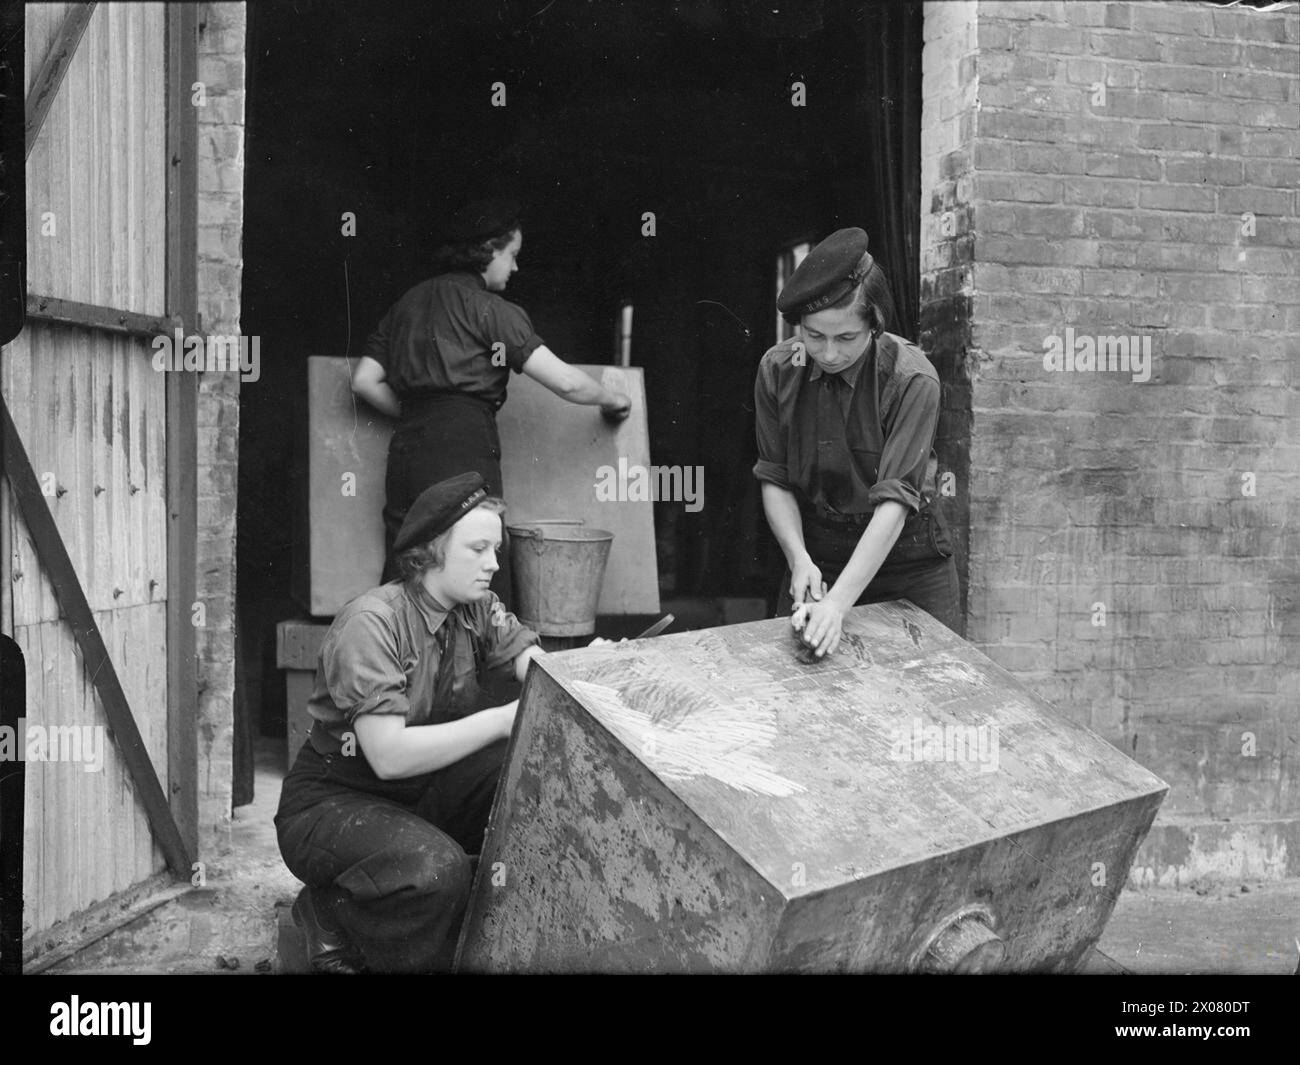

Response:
(507, 520), (614, 637)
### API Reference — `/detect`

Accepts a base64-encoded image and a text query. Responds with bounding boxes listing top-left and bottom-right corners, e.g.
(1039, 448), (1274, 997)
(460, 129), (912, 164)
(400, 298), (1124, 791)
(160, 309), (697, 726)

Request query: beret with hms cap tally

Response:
(776, 227), (875, 318)
(443, 197), (522, 244)
(394, 472), (489, 553)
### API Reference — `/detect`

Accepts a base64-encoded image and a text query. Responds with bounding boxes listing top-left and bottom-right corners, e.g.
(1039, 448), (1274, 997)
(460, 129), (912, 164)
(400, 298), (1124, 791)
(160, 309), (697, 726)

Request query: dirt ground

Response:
(41, 737), (1300, 976)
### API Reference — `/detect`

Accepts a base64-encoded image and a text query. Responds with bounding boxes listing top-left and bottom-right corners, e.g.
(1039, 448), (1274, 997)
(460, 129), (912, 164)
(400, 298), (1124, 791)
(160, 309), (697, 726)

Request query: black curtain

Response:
(862, 1), (922, 342)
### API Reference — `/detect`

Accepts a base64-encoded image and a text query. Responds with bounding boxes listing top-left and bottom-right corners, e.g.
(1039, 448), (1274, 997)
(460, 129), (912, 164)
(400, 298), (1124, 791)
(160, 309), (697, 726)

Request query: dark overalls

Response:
(774, 506), (960, 632)
(364, 271), (547, 606)
(755, 331), (961, 633)
(382, 391), (509, 591)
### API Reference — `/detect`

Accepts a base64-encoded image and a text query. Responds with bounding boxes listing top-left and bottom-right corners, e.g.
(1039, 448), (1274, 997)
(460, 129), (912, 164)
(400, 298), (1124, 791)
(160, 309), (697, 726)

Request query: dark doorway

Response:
(238, 0), (921, 738)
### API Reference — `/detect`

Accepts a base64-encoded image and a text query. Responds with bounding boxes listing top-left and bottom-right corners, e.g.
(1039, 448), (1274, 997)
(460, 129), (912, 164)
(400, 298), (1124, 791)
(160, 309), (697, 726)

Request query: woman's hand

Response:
(587, 636), (628, 647)
(789, 555), (826, 606)
(600, 391), (632, 422)
(791, 598), (846, 659)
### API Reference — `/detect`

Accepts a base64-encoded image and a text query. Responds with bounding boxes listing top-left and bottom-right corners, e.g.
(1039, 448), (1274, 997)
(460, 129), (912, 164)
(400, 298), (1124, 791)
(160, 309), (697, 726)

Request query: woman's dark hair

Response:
(843, 258), (897, 337)
(430, 228), (519, 274)
(788, 255), (899, 338)
(431, 202), (522, 275)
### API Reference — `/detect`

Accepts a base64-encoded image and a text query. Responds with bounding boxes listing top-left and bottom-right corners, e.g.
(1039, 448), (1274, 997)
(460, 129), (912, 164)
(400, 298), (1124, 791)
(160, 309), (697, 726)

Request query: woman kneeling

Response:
(275, 472), (543, 973)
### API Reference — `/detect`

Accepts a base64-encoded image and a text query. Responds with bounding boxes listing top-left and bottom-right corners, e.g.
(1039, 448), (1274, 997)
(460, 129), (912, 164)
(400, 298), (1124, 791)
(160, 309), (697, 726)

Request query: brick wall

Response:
(921, 0), (1299, 884)
(920, 0), (979, 628)
(194, 2), (246, 857)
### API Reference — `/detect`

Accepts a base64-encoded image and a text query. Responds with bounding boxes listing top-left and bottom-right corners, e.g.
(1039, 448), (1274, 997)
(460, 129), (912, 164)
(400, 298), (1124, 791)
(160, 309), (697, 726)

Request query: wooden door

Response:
(0, 2), (197, 963)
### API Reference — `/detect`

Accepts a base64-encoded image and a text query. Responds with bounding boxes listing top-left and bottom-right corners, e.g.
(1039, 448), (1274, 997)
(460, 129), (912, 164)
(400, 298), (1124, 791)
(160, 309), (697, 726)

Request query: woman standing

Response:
(351, 199), (631, 604)
(753, 227), (959, 656)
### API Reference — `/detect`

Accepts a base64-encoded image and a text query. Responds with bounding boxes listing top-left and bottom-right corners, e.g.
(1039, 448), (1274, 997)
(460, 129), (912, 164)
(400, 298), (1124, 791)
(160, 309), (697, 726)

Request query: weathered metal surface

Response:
(497, 366), (659, 615)
(457, 601), (1167, 972)
(458, 667), (785, 971)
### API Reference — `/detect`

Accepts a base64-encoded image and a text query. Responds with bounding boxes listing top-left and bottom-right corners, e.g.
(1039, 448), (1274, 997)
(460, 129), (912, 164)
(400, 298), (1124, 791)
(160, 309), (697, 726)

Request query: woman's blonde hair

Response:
(397, 497), (507, 585)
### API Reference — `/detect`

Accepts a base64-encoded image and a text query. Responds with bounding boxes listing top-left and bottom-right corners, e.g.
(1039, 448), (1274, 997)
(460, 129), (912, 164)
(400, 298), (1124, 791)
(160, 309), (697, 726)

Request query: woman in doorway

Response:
(753, 227), (959, 657)
(351, 198), (632, 606)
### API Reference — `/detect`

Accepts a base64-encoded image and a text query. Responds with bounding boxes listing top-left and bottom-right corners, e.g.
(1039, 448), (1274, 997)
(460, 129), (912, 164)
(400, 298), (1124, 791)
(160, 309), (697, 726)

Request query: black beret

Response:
(394, 472), (489, 553)
(776, 227), (874, 318)
(443, 198), (522, 244)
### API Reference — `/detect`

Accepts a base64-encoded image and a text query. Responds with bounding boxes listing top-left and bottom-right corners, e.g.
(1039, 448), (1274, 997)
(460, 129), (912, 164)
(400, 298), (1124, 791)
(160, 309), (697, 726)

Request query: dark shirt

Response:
(363, 271), (545, 410)
(753, 331), (941, 516)
(307, 581), (539, 753)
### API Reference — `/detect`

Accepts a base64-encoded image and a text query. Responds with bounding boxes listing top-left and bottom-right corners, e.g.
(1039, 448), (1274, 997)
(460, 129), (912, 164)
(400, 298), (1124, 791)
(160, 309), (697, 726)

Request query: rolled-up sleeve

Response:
(321, 612), (411, 724)
(479, 594), (540, 670)
(867, 374), (940, 514)
(752, 359), (791, 489)
(480, 300), (544, 373)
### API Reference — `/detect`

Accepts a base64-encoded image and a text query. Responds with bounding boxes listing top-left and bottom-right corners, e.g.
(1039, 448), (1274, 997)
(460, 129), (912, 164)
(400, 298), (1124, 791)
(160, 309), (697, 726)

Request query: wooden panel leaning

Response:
(295, 357), (659, 618)
(497, 365), (658, 616)
(456, 600), (1167, 973)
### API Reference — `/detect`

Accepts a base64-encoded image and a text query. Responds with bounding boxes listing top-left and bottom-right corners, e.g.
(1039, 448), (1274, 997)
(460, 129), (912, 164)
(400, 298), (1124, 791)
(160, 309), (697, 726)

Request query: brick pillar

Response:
(919, 0), (979, 633)
(194, 1), (247, 857)
(920, 0), (1300, 884)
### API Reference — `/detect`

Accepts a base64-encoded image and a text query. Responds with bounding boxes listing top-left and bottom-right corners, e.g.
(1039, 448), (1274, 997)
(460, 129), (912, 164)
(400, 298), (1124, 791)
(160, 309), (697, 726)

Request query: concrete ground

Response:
(44, 738), (301, 975)
(1098, 878), (1298, 975)
(42, 736), (1300, 975)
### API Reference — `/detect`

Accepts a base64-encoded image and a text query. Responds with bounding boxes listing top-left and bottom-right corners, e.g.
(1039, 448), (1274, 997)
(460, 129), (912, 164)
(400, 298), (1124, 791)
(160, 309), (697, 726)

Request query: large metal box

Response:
(457, 601), (1167, 973)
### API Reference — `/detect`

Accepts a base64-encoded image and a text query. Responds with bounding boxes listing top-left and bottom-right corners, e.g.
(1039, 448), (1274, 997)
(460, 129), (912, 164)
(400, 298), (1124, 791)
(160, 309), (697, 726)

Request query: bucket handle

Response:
(510, 519), (585, 540)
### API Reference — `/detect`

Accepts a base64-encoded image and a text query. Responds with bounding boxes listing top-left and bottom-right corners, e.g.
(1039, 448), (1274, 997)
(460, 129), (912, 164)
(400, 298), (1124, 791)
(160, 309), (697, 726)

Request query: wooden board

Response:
(275, 619), (330, 672)
(7, 2), (174, 948)
(284, 672), (316, 769)
(276, 620), (331, 768)
(297, 358), (658, 617)
(457, 600), (1168, 973)
(497, 366), (659, 615)
(297, 358), (392, 616)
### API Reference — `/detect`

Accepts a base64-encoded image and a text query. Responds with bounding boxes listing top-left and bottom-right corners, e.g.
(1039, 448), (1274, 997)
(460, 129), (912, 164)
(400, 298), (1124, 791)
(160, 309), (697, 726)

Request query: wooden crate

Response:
(276, 620), (330, 767)
(456, 600), (1167, 973)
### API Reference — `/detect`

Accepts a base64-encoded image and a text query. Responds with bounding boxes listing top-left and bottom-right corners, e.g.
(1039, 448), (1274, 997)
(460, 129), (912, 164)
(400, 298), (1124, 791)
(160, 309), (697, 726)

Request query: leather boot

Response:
(291, 886), (366, 975)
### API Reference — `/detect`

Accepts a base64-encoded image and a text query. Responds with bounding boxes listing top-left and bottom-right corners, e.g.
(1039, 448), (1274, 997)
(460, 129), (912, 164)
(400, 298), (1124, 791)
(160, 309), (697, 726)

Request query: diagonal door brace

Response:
(0, 393), (193, 878)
